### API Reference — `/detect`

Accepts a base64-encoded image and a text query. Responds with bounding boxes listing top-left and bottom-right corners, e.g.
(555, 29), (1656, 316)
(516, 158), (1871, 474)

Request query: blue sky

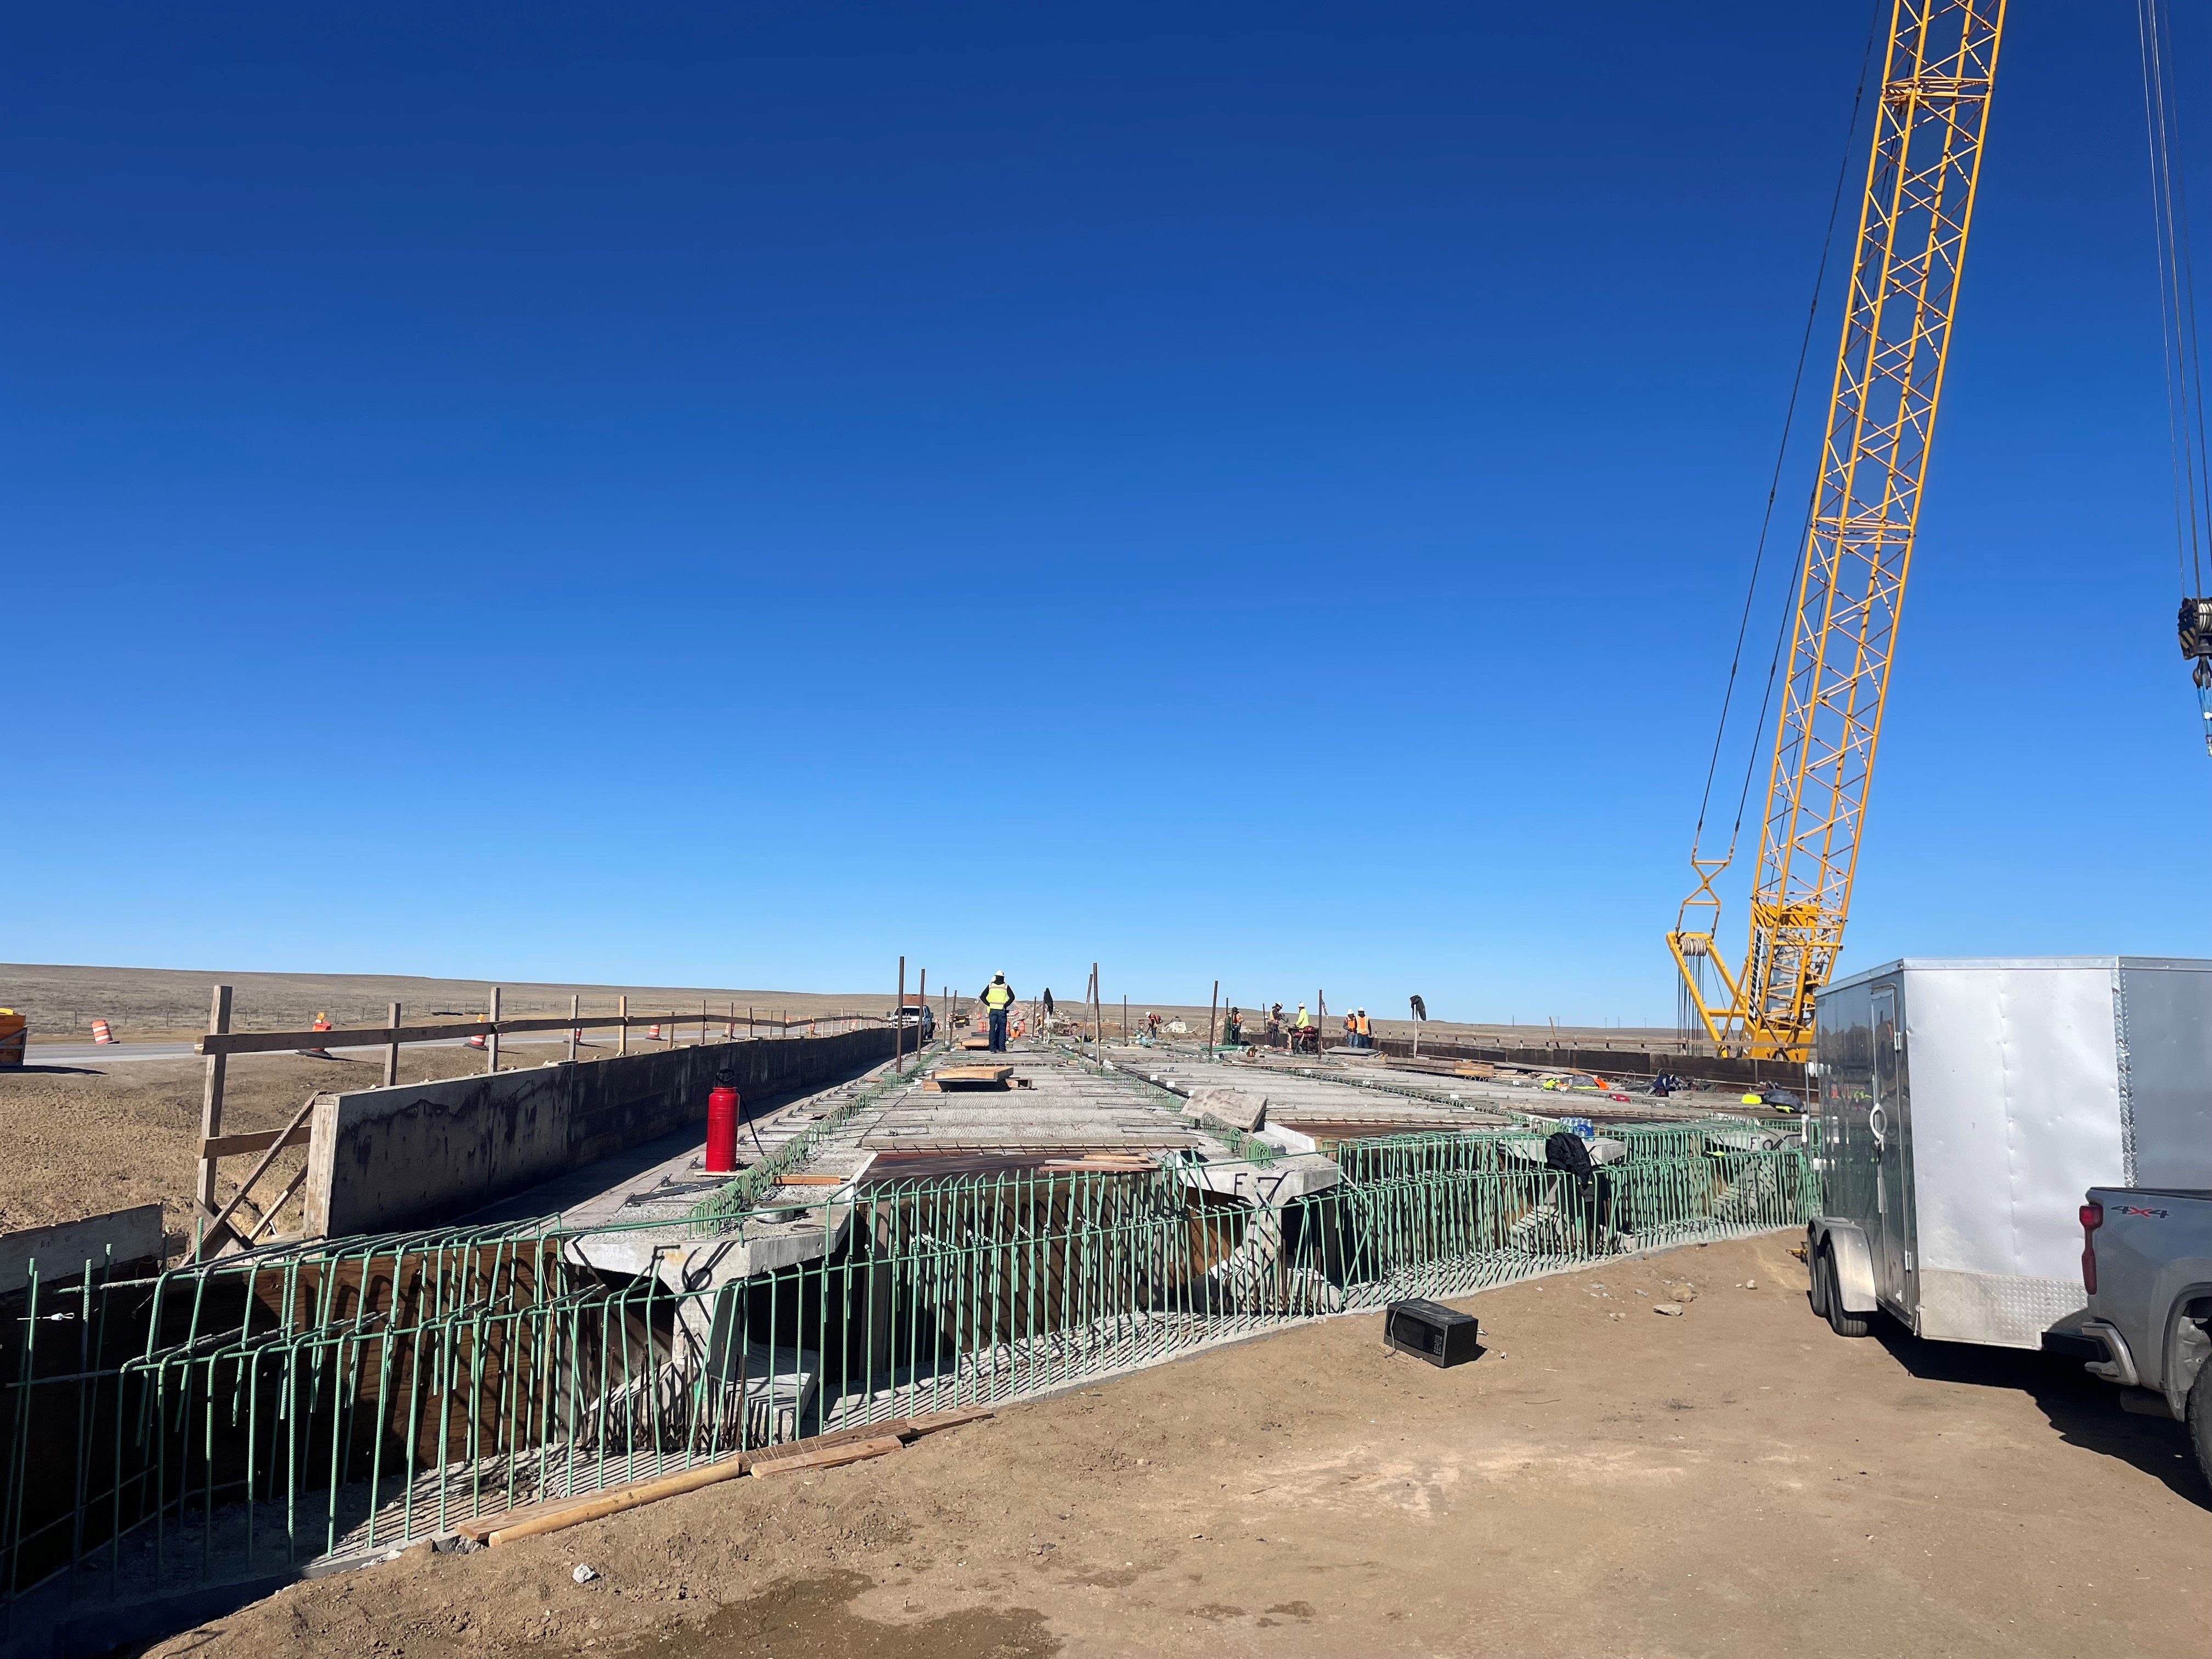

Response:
(3, 2), (2204, 1022)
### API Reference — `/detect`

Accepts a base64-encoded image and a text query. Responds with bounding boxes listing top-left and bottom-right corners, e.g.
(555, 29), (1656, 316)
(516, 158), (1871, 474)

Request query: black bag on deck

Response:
(1543, 1129), (1593, 1183)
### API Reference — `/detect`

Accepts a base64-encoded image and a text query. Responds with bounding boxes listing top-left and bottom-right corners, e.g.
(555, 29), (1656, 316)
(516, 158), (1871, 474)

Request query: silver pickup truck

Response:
(2074, 1186), (2212, 1485)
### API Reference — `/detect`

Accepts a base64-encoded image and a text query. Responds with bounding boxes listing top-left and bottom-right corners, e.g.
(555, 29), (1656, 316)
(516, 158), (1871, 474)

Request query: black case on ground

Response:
(1381, 1297), (1481, 1367)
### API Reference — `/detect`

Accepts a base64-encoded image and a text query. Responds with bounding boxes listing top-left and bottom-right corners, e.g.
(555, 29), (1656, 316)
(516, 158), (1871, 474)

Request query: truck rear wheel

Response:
(1807, 1237), (1831, 1318)
(1821, 1249), (1870, 1338)
(2188, 1355), (2212, 1495)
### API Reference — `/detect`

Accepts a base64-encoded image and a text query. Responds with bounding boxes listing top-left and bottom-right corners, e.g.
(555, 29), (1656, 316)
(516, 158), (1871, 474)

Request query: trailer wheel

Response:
(2188, 1357), (2212, 1497)
(1820, 1250), (1869, 1338)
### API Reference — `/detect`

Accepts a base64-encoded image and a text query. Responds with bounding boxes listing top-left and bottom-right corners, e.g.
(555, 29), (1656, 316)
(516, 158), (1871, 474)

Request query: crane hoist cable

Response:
(2139, 0), (2212, 749)
(1669, 1), (2006, 1062)
(1686, 8), (1884, 884)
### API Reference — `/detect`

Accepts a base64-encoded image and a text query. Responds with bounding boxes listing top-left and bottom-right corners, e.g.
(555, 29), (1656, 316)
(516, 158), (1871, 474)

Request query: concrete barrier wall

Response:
(0, 1205), (165, 1293)
(304, 1028), (900, 1239)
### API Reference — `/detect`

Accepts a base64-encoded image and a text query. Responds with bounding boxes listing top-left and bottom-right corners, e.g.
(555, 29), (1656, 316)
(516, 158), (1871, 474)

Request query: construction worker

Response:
(981, 972), (1018, 1053)
(1351, 1008), (1374, 1050)
(1293, 1002), (1313, 1055)
(1222, 1007), (1243, 1045)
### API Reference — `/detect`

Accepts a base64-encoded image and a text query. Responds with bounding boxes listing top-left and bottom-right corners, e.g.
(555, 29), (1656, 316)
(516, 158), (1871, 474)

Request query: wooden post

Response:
(195, 983), (233, 1254)
(1122, 995), (1127, 1042)
(487, 986), (501, 1074)
(569, 994), (580, 1064)
(385, 1001), (402, 1087)
(619, 994), (629, 1057)
(1091, 962), (1101, 1048)
(895, 957), (906, 1074)
(1207, 979), (1218, 1057)
(918, 969), (927, 1049)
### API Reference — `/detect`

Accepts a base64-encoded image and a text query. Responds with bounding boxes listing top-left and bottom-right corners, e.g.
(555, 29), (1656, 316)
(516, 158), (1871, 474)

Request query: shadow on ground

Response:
(616, 1571), (1058, 1659)
(1869, 1317), (2208, 1506)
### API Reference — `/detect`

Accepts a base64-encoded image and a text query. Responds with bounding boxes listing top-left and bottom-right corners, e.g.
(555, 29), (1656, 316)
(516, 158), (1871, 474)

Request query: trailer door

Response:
(1870, 985), (1911, 1306)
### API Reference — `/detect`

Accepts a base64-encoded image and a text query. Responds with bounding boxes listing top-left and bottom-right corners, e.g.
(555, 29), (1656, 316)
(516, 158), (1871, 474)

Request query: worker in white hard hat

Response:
(1347, 1007), (1374, 1050)
(981, 972), (1018, 1052)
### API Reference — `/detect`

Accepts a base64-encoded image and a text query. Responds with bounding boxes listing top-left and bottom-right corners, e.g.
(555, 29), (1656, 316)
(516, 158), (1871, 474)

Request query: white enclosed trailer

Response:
(1805, 957), (2212, 1349)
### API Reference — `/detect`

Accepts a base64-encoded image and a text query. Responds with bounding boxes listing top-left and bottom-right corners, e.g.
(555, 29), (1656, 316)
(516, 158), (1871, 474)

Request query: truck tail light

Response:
(2080, 1201), (2103, 1294)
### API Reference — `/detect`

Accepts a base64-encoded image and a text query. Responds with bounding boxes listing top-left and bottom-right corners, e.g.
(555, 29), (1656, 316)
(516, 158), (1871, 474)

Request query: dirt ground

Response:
(138, 1233), (2211, 1659)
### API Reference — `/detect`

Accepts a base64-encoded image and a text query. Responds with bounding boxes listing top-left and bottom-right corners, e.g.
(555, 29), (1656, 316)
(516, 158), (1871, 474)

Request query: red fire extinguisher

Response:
(705, 1066), (741, 1175)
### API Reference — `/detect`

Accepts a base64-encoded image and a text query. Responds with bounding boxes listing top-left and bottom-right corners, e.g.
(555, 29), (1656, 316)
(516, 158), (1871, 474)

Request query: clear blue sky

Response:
(4, 3), (2204, 1022)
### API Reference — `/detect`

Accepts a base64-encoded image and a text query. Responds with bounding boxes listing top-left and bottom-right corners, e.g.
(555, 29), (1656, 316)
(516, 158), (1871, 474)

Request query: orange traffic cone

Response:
(648, 1023), (662, 1041)
(91, 1019), (114, 1045)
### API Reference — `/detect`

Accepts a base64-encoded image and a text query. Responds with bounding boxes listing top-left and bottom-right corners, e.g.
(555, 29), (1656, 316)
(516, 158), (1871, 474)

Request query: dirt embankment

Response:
(140, 1234), (2211, 1659)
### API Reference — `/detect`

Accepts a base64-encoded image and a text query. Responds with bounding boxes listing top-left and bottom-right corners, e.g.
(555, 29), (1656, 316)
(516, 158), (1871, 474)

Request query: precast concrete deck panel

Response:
(1101, 1048), (1522, 1138)
(1115, 1043), (1763, 1125)
(810, 1043), (1218, 1160)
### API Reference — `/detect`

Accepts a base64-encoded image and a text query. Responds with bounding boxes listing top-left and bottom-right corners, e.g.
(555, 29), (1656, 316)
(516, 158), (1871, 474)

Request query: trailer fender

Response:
(1807, 1218), (1877, 1314)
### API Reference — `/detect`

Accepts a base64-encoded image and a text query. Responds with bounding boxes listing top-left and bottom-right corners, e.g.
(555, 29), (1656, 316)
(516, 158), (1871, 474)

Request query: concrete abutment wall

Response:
(304, 1029), (900, 1238)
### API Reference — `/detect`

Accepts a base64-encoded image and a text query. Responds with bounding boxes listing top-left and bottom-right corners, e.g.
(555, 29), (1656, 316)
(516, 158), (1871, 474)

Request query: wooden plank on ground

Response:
(749, 1434), (905, 1479)
(481, 1457), (757, 1545)
(458, 1408), (993, 1543)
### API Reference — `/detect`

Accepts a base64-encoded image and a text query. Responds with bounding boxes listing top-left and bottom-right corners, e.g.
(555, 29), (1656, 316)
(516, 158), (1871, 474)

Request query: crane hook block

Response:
(2177, 596), (2212, 658)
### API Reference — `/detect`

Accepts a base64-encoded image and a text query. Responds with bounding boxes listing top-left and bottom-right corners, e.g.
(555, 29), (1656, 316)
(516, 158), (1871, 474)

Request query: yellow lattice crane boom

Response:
(1670, 1), (2005, 1060)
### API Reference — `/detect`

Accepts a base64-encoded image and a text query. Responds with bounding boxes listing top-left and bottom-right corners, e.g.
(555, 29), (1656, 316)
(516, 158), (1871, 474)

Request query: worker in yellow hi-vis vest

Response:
(981, 972), (1018, 1053)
